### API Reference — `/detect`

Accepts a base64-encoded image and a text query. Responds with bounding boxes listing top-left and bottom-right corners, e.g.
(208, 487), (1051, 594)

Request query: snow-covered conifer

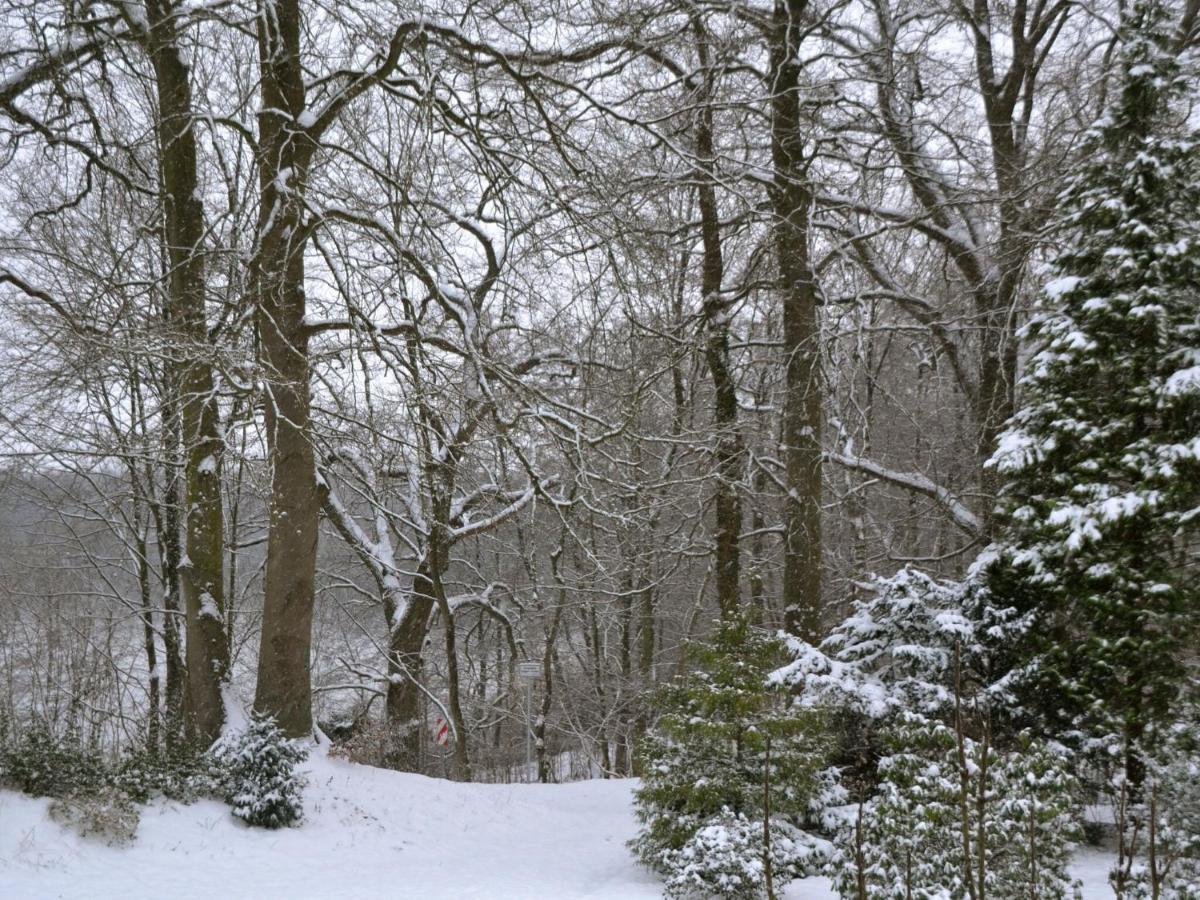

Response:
(829, 715), (1080, 899)
(211, 716), (308, 829)
(1110, 717), (1200, 898)
(991, 733), (1082, 898)
(983, 0), (1200, 770)
(631, 617), (829, 898)
(772, 571), (1080, 898)
(771, 567), (975, 720)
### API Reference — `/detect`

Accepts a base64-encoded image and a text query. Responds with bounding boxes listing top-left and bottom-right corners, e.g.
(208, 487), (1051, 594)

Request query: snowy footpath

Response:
(1, 751), (1113, 899)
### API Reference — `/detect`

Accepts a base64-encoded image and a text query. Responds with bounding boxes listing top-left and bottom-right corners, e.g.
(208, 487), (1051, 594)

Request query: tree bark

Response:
(769, 0), (823, 641)
(384, 564), (437, 770)
(149, 414), (187, 749)
(143, 0), (229, 746)
(693, 19), (743, 620)
(428, 530), (472, 782)
(251, 0), (321, 738)
(537, 545), (568, 783)
(131, 485), (160, 752)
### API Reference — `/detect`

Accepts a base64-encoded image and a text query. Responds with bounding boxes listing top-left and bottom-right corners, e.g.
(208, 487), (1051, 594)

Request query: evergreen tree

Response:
(211, 715), (308, 829)
(830, 716), (1080, 900)
(771, 565), (986, 771)
(830, 714), (966, 900)
(1110, 716), (1200, 898)
(983, 0), (1200, 776)
(631, 617), (830, 898)
(774, 571), (1082, 897)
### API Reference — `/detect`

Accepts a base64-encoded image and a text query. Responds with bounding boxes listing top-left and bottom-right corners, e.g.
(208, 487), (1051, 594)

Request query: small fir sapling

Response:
(828, 714), (966, 900)
(661, 810), (822, 900)
(1109, 717), (1200, 899)
(828, 715), (1081, 900)
(211, 714), (308, 829)
(631, 616), (830, 899)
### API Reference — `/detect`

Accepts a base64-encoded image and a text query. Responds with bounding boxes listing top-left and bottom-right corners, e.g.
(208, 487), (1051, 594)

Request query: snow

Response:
(1044, 275), (1083, 299)
(1164, 364), (1200, 397)
(0, 752), (1117, 899)
(197, 591), (220, 620)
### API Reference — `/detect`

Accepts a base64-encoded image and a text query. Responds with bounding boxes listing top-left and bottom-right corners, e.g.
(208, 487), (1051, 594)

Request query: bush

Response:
(661, 810), (827, 900)
(211, 715), (308, 829)
(828, 715), (1080, 900)
(48, 793), (140, 846)
(1109, 720), (1200, 900)
(0, 722), (107, 799)
(110, 746), (222, 804)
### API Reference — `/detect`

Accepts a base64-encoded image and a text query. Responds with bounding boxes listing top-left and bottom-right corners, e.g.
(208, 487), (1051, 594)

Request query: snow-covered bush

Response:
(828, 715), (1080, 900)
(0, 721), (107, 799)
(632, 617), (830, 898)
(48, 793), (140, 846)
(660, 810), (825, 899)
(990, 734), (1083, 898)
(829, 715), (963, 900)
(211, 715), (308, 829)
(771, 572), (1080, 900)
(770, 567), (977, 721)
(110, 746), (223, 804)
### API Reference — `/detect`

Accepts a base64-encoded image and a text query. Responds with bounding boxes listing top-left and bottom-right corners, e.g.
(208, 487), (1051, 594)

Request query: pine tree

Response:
(211, 715), (308, 829)
(774, 570), (1082, 898)
(1110, 715), (1200, 898)
(631, 617), (830, 898)
(829, 714), (967, 900)
(983, 0), (1200, 777)
(771, 567), (984, 730)
(829, 716), (1080, 900)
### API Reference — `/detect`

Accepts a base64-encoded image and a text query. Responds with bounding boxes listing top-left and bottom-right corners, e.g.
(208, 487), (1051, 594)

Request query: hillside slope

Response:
(0, 750), (1113, 899)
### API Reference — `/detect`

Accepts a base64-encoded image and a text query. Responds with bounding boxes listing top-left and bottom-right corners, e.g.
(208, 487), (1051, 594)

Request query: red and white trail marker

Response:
(432, 716), (450, 747)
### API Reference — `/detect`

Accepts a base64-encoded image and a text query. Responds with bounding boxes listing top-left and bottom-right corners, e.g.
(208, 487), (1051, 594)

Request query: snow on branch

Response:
(318, 474), (403, 597)
(449, 484), (536, 543)
(826, 450), (983, 537)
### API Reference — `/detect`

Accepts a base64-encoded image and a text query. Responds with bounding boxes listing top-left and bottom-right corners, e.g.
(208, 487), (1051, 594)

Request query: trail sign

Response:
(517, 661), (542, 680)
(516, 661), (542, 780)
(432, 716), (450, 747)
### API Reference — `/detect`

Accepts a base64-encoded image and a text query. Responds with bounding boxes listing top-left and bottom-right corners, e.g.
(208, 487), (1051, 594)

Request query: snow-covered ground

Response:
(1, 750), (1114, 899)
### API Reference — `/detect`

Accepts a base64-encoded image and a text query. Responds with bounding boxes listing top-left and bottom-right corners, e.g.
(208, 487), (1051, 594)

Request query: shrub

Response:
(1109, 719), (1200, 900)
(110, 745), (222, 804)
(661, 810), (826, 900)
(48, 793), (140, 846)
(211, 715), (308, 829)
(828, 715), (1080, 900)
(0, 721), (107, 799)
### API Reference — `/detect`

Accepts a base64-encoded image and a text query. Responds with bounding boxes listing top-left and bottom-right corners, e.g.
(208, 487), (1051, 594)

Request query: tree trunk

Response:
(429, 533), (472, 782)
(615, 556), (634, 777)
(148, 427), (186, 749)
(769, 0), (822, 641)
(384, 564), (436, 770)
(251, 0), (321, 738)
(693, 19), (742, 620)
(144, 0), (229, 746)
(131, 485), (160, 753)
(538, 546), (568, 783)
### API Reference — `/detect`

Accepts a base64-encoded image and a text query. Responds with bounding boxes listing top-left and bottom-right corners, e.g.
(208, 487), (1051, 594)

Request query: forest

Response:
(0, 0), (1198, 897)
